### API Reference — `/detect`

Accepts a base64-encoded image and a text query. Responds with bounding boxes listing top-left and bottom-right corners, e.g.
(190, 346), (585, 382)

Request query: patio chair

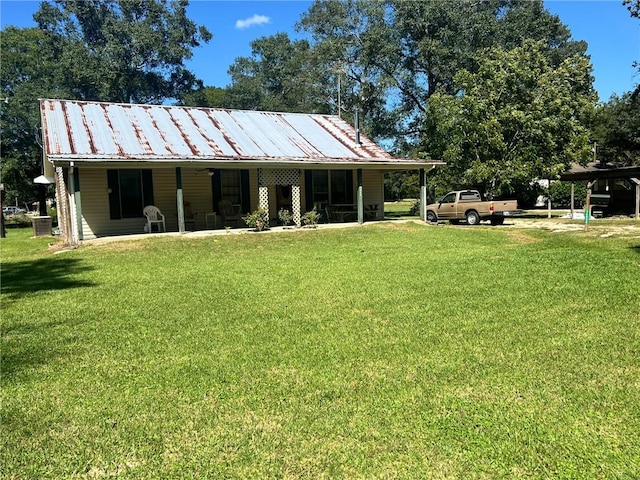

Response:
(218, 200), (241, 227)
(143, 205), (166, 233)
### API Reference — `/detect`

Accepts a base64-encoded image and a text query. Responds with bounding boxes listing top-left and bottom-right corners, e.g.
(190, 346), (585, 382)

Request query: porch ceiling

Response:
(40, 99), (443, 170)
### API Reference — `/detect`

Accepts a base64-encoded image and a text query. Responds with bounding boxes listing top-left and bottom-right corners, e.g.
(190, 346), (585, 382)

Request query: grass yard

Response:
(1, 223), (639, 479)
(384, 200), (416, 217)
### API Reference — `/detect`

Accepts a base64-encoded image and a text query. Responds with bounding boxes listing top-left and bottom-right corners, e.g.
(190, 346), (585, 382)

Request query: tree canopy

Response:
(425, 40), (595, 196)
(221, 1), (591, 153)
(1, 0), (211, 207)
(592, 93), (640, 166)
(33, 0), (212, 103)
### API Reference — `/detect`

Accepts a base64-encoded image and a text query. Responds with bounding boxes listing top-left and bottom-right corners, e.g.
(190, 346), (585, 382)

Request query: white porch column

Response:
(357, 168), (363, 224)
(632, 178), (640, 220)
(420, 168), (426, 222)
(68, 165), (79, 243)
(69, 165), (83, 241)
(176, 167), (185, 233)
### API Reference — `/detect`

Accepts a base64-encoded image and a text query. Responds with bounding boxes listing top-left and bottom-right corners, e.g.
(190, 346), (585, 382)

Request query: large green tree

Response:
(425, 40), (596, 197)
(0, 27), (73, 213)
(295, 0), (587, 150)
(1, 0), (211, 209)
(623, 0), (640, 95)
(219, 33), (332, 114)
(33, 0), (212, 104)
(592, 93), (640, 165)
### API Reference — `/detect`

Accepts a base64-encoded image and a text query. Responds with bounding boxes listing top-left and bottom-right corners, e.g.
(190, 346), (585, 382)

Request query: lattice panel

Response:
(258, 185), (269, 209)
(292, 185), (301, 226)
(258, 168), (300, 186)
(258, 168), (301, 225)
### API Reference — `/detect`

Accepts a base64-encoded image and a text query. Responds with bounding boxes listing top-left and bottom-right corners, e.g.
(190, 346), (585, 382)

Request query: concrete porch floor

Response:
(80, 219), (396, 247)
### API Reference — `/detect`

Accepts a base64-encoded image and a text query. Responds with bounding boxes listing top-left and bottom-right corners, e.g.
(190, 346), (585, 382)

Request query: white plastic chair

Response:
(218, 200), (241, 227)
(143, 205), (166, 233)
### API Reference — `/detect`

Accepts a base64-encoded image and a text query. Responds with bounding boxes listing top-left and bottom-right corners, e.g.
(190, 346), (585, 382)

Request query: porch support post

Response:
(632, 178), (640, 220)
(585, 180), (596, 231)
(70, 165), (83, 241)
(357, 168), (363, 224)
(420, 168), (426, 222)
(292, 170), (301, 227)
(68, 165), (80, 242)
(176, 167), (185, 233)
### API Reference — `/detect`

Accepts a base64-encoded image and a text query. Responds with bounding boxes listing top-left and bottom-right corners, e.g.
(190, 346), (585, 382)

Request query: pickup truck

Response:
(425, 190), (519, 225)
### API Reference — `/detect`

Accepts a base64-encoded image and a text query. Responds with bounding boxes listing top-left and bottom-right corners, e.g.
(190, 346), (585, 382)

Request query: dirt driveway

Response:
(503, 217), (640, 238)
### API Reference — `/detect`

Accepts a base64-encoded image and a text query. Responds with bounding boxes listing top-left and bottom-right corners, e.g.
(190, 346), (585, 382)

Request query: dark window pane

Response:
(120, 170), (143, 217)
(331, 171), (348, 204)
(107, 170), (121, 219)
(312, 170), (329, 203)
(221, 170), (241, 205)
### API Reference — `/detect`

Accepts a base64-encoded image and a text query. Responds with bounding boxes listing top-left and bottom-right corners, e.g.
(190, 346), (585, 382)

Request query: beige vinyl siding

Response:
(362, 170), (384, 219)
(78, 167), (179, 239)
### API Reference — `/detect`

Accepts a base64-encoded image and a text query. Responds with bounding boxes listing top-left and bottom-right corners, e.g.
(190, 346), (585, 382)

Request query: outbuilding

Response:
(559, 161), (640, 218)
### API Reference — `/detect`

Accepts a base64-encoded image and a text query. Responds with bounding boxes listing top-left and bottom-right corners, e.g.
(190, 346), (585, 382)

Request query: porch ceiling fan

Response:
(195, 168), (216, 176)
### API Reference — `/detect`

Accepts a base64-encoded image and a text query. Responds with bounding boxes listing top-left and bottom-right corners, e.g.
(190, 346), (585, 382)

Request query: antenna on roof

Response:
(354, 107), (361, 146)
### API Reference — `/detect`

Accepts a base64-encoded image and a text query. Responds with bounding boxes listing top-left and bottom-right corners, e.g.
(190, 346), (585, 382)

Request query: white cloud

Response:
(235, 14), (271, 29)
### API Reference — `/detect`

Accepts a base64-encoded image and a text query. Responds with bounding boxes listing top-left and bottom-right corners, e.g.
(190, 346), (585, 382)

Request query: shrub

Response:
(301, 208), (320, 228)
(278, 208), (293, 227)
(549, 181), (587, 208)
(242, 207), (270, 231)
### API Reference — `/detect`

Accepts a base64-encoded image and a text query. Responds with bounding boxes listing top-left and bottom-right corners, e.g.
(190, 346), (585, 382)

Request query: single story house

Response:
(39, 99), (443, 243)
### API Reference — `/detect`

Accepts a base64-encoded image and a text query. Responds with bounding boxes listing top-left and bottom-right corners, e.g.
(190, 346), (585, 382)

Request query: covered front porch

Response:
(55, 163), (438, 241)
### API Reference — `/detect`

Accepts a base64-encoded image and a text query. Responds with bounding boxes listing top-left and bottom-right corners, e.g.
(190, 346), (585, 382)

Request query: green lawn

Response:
(2, 224), (639, 479)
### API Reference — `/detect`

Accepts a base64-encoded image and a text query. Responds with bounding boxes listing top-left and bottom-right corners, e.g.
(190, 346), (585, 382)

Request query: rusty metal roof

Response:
(40, 99), (442, 168)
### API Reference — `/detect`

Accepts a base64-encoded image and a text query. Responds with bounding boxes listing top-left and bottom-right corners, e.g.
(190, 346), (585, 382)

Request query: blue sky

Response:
(1, 0), (638, 102)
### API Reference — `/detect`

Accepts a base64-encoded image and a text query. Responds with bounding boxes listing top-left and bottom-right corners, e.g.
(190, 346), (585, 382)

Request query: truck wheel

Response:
(466, 210), (480, 225)
(426, 211), (437, 223)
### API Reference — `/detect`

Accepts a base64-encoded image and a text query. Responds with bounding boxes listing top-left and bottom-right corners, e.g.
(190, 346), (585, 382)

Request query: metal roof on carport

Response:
(560, 162), (640, 181)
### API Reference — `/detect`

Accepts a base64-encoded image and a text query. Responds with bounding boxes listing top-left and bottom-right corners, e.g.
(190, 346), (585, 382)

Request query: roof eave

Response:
(46, 155), (446, 170)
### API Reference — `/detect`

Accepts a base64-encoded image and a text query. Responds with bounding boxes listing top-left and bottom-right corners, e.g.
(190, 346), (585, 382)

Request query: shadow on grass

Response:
(1, 257), (96, 301)
(1, 319), (84, 382)
(2, 258), (96, 381)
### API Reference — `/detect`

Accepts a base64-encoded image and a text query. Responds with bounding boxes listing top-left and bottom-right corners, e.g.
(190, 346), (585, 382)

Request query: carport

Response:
(560, 162), (640, 219)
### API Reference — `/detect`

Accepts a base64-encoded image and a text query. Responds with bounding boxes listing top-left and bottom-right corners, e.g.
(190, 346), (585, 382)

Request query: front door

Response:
(277, 185), (292, 213)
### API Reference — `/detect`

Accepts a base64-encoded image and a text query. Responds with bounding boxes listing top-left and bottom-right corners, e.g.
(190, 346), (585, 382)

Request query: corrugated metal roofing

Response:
(40, 99), (441, 168)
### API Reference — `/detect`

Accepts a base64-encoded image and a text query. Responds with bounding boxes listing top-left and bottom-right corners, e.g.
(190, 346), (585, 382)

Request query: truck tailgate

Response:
(492, 200), (519, 214)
